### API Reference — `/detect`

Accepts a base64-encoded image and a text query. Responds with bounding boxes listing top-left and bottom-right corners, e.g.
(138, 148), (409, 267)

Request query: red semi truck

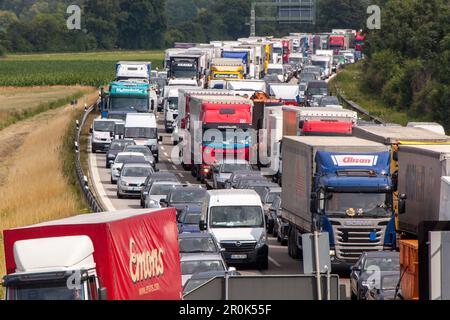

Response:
(182, 95), (253, 182)
(2, 208), (182, 300)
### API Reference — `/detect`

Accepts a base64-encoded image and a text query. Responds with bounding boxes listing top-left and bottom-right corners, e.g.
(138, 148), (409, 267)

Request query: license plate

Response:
(231, 254), (247, 260)
(131, 187), (140, 191)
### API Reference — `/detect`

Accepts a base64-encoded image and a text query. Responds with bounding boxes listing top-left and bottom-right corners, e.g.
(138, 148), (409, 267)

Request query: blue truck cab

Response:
(313, 151), (396, 269)
(100, 81), (151, 120)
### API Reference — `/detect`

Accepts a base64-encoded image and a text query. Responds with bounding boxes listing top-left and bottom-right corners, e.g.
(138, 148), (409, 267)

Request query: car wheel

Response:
(106, 163), (110, 169)
(173, 140), (178, 146)
(117, 191), (123, 199)
(272, 227), (278, 238)
(277, 233), (281, 242)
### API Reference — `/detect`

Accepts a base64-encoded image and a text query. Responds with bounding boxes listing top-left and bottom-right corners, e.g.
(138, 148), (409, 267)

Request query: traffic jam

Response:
(3, 30), (448, 301)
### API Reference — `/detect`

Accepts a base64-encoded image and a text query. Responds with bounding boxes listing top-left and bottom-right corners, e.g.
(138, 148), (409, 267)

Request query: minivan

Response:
(199, 189), (268, 270)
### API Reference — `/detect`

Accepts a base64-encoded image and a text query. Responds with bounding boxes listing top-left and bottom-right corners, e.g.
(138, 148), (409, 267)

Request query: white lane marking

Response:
(177, 173), (184, 178)
(89, 153), (116, 211)
(163, 152), (168, 157)
(269, 256), (281, 268)
(160, 146), (165, 150)
(171, 165), (177, 170)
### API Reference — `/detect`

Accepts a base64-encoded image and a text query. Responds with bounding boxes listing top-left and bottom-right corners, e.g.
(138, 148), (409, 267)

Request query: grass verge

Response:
(0, 92), (97, 297)
(329, 62), (425, 125)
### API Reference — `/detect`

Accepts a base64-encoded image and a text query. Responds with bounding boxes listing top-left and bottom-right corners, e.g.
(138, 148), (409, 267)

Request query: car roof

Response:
(116, 152), (144, 157)
(179, 232), (214, 239)
(152, 180), (182, 185)
(171, 185), (206, 191)
(363, 251), (400, 258)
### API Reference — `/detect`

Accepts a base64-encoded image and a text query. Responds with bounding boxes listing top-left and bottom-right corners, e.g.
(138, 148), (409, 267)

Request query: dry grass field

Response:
(0, 90), (98, 294)
(0, 86), (93, 130)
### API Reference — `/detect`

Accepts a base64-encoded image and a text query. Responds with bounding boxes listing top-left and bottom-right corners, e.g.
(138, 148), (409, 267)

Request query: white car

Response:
(144, 181), (182, 208)
(110, 152), (146, 184)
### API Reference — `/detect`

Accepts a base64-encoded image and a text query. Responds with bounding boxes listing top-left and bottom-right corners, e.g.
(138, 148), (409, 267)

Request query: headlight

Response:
(120, 181), (129, 186)
(256, 232), (267, 248)
(329, 250), (335, 256)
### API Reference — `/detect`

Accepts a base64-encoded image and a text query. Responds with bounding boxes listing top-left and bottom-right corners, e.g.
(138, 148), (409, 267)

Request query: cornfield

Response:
(0, 51), (164, 87)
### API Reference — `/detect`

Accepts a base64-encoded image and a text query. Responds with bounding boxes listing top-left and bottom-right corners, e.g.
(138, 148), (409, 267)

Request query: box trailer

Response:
(397, 144), (450, 236)
(2, 208), (182, 300)
(281, 136), (394, 267)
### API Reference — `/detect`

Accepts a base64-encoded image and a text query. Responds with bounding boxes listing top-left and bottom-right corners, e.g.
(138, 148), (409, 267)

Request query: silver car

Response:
(212, 161), (253, 189)
(123, 145), (156, 168)
(180, 253), (227, 287)
(144, 180), (182, 208)
(110, 152), (146, 184)
(117, 163), (154, 198)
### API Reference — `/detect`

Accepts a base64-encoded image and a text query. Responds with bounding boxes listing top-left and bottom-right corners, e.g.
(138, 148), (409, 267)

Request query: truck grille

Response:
(331, 221), (387, 263)
(220, 241), (256, 253)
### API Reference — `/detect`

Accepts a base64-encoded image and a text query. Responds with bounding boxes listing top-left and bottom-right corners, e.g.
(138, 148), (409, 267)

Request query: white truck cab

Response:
(200, 190), (269, 270)
(124, 113), (159, 162)
(3, 236), (103, 300)
(267, 63), (285, 82)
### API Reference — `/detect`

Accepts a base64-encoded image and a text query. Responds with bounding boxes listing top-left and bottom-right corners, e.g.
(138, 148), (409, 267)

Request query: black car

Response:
(161, 185), (207, 217)
(105, 139), (136, 168)
(140, 172), (180, 208)
(350, 251), (400, 300)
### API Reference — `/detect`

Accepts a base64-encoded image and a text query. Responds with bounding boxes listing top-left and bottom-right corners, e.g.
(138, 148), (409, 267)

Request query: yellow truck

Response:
(208, 58), (245, 81)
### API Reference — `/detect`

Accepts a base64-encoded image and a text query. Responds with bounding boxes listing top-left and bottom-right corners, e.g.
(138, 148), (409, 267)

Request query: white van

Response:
(200, 189), (268, 269)
(91, 118), (121, 152)
(124, 113), (159, 162)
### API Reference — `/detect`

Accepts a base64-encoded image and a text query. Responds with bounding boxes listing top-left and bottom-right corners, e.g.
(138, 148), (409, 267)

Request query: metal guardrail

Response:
(74, 102), (104, 213)
(339, 94), (385, 124)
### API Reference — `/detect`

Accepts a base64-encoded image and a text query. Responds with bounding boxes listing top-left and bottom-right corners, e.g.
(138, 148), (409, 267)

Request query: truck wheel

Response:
(267, 220), (274, 235)
(288, 227), (301, 260)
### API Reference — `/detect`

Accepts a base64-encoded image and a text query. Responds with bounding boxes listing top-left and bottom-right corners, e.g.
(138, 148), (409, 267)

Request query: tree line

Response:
(0, 0), (375, 54)
(0, 0), (167, 54)
(363, 0), (450, 129)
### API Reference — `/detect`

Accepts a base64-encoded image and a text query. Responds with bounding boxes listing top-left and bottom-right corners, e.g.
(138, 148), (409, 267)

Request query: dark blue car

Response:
(178, 206), (202, 233)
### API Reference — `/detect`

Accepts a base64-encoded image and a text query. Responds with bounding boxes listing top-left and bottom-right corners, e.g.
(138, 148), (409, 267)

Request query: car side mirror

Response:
(98, 287), (108, 300)
(199, 220), (207, 231)
(220, 247), (226, 252)
(398, 194), (407, 214)
(154, 168), (160, 172)
(160, 198), (168, 206)
(228, 267), (236, 273)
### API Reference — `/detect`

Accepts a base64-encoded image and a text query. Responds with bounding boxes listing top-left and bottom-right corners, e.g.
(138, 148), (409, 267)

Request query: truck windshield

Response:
(168, 97), (178, 110)
(220, 163), (252, 173)
(312, 60), (328, 69)
(267, 68), (283, 75)
(273, 47), (282, 55)
(9, 282), (85, 300)
(203, 131), (252, 146)
(209, 206), (264, 228)
(111, 97), (149, 113)
(94, 121), (115, 132)
(172, 66), (197, 79)
(124, 127), (157, 139)
(325, 193), (390, 217)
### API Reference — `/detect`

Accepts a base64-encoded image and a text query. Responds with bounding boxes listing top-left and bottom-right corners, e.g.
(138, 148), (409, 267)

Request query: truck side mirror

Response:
(98, 287), (108, 300)
(199, 220), (207, 231)
(398, 194), (407, 214)
(158, 136), (163, 143)
(310, 193), (318, 213)
(89, 128), (93, 134)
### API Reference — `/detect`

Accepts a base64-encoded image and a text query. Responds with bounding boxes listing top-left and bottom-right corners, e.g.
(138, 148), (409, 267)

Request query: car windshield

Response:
(110, 141), (133, 150)
(110, 97), (149, 113)
(364, 257), (400, 272)
(11, 281), (85, 300)
(179, 237), (217, 253)
(325, 193), (390, 217)
(209, 206), (264, 228)
(381, 275), (400, 290)
(115, 155), (144, 163)
(168, 97), (178, 110)
(320, 97), (340, 106)
(308, 87), (328, 96)
(124, 127), (157, 139)
(268, 68), (283, 75)
(94, 121), (115, 132)
(150, 184), (177, 195)
(181, 212), (201, 225)
(221, 163), (252, 173)
(181, 260), (224, 275)
(300, 74), (316, 81)
(122, 166), (152, 177)
(170, 189), (206, 203)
